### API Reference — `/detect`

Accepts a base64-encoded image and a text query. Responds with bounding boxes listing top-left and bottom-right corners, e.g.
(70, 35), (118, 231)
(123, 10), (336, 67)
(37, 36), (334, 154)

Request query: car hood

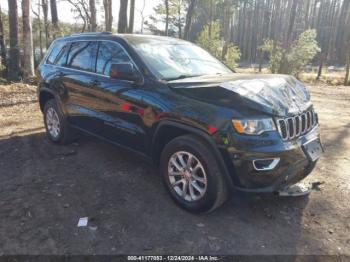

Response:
(168, 74), (312, 117)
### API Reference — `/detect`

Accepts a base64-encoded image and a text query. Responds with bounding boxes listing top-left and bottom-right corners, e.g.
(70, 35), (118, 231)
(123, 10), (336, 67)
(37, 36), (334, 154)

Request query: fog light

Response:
(252, 158), (280, 171)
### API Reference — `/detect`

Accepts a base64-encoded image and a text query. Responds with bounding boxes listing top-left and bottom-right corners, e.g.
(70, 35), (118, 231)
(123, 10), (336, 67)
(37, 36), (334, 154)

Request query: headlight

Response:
(232, 118), (276, 135)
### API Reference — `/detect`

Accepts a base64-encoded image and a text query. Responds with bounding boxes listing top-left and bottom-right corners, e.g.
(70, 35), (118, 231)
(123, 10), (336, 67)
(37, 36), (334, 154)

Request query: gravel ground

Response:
(0, 83), (349, 255)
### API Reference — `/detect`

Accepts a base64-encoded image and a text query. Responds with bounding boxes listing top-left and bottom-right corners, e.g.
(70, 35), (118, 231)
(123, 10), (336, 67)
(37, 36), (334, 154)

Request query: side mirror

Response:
(109, 63), (141, 83)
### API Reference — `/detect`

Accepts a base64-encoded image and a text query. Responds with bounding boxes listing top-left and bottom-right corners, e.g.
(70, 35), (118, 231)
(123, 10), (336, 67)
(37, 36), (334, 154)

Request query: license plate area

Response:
(302, 138), (324, 162)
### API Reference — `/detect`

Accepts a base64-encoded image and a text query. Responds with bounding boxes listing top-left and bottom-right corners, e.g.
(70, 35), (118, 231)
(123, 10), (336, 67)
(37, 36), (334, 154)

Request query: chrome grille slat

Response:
(301, 113), (306, 133)
(278, 119), (288, 139)
(293, 117), (297, 137)
(295, 115), (301, 136)
(277, 109), (318, 141)
(287, 118), (294, 139)
(307, 111), (312, 130)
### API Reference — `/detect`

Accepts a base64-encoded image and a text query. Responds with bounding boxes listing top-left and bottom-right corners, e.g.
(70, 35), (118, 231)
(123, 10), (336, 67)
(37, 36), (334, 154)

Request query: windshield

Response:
(131, 42), (233, 80)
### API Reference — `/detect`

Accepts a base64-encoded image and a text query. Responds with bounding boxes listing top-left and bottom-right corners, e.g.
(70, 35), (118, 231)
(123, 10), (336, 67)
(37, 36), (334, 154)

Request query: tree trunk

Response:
(42, 0), (50, 48)
(81, 19), (87, 32)
(32, 1), (44, 59)
(221, 2), (231, 61)
(316, 53), (325, 80)
(89, 0), (97, 32)
(279, 0), (299, 74)
(140, 0), (145, 33)
(344, 51), (350, 86)
(128, 0), (135, 33)
(183, 0), (196, 40)
(272, 0), (281, 51)
(0, 3), (7, 76)
(316, 0), (325, 79)
(258, 50), (263, 72)
(304, 0), (311, 29)
(239, 1), (247, 57)
(327, 0), (338, 62)
(50, 0), (59, 38)
(7, 0), (20, 80)
(245, 5), (252, 62)
(336, 0), (350, 63)
(118, 0), (128, 33)
(165, 0), (169, 36)
(251, 0), (258, 62)
(286, 0), (298, 45)
(311, 0), (318, 28)
(344, 12), (350, 85)
(103, 0), (113, 31)
(177, 1), (182, 38)
(22, 0), (35, 79)
(208, 0), (213, 38)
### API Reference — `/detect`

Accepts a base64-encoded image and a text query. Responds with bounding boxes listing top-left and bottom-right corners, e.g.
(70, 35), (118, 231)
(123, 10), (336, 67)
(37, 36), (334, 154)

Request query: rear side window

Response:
(96, 41), (132, 76)
(67, 41), (97, 72)
(46, 41), (65, 64)
(54, 44), (69, 66)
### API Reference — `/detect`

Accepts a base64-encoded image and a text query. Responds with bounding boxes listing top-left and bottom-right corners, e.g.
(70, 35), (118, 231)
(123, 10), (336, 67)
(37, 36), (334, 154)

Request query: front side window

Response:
(67, 41), (97, 72)
(96, 41), (132, 76)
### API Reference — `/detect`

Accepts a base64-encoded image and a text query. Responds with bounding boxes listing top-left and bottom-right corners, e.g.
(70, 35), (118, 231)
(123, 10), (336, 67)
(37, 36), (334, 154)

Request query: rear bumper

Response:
(220, 125), (321, 192)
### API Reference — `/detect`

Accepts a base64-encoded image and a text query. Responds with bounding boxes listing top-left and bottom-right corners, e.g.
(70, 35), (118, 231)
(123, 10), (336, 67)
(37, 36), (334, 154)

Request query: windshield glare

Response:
(132, 42), (232, 80)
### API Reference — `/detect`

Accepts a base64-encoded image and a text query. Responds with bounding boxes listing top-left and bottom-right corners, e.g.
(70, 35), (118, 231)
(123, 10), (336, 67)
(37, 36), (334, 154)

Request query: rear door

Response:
(38, 40), (69, 104)
(62, 41), (101, 133)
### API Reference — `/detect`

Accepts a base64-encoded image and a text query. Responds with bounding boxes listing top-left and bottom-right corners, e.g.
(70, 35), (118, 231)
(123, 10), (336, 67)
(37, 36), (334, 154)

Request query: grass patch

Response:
(0, 77), (9, 85)
(299, 71), (345, 86)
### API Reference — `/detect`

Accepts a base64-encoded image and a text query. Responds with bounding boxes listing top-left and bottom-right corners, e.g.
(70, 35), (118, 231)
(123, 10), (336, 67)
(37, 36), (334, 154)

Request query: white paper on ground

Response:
(77, 217), (88, 227)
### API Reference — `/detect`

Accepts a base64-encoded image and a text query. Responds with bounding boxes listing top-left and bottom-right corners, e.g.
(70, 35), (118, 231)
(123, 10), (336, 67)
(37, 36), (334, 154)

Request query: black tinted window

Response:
(67, 41), (97, 72)
(96, 42), (132, 75)
(46, 41), (65, 64)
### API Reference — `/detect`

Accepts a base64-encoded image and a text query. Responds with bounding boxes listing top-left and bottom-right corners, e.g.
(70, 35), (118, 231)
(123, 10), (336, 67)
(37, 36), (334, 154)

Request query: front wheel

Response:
(160, 135), (229, 213)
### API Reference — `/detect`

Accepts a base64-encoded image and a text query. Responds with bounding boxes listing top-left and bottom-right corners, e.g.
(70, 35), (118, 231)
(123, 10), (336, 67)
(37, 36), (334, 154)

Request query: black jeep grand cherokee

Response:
(38, 32), (323, 213)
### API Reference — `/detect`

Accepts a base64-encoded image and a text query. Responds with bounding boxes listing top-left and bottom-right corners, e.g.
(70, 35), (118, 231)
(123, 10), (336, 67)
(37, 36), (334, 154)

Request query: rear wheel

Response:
(43, 99), (75, 144)
(160, 134), (229, 213)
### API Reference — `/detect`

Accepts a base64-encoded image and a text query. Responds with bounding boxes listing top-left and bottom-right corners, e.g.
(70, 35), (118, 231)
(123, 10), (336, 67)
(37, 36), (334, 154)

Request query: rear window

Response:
(46, 41), (65, 64)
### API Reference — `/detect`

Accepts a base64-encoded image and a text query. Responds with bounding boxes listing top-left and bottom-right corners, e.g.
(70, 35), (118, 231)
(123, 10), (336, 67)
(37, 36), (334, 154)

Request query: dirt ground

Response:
(0, 82), (349, 256)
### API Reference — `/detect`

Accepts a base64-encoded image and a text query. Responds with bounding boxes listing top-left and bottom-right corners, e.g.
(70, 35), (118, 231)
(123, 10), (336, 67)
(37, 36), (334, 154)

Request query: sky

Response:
(0, 0), (161, 32)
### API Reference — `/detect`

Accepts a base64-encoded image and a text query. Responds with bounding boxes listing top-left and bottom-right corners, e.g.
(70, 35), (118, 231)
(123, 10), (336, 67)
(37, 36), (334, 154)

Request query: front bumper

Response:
(219, 125), (322, 192)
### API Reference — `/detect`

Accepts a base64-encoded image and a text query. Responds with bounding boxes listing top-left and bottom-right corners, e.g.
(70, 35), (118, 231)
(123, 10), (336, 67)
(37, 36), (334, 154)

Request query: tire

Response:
(160, 134), (229, 213)
(43, 99), (75, 144)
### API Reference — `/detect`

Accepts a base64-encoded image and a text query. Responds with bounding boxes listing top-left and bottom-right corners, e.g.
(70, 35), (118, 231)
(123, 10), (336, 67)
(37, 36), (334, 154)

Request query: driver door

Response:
(88, 41), (147, 153)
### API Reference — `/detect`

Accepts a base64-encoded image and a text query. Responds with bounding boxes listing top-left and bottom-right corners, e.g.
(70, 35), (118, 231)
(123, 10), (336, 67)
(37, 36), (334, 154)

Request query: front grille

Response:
(277, 109), (318, 140)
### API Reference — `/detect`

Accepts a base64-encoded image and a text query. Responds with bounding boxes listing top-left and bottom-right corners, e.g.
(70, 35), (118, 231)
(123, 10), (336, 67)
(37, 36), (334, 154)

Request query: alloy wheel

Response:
(46, 107), (61, 139)
(168, 151), (207, 202)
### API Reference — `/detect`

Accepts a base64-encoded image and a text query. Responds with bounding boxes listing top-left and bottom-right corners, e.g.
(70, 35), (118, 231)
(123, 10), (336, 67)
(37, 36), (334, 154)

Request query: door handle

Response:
(89, 80), (100, 87)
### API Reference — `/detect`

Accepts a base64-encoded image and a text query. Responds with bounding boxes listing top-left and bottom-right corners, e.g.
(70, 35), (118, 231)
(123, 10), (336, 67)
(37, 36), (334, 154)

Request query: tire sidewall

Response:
(161, 138), (220, 213)
(43, 99), (63, 143)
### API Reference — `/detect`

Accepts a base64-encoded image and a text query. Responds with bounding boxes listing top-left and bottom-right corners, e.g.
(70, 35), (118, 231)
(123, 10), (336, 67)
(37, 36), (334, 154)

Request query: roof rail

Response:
(70, 31), (112, 37)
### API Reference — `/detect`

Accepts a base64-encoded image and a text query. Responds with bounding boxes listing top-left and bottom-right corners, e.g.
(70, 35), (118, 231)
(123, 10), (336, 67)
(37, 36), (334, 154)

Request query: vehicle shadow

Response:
(0, 132), (326, 256)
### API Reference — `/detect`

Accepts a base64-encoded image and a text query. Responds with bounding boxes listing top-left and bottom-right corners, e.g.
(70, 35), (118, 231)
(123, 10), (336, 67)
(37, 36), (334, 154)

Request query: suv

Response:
(37, 33), (323, 213)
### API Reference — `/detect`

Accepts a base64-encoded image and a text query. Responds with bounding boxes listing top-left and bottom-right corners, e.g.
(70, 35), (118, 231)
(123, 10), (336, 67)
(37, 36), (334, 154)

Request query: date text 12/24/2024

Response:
(127, 256), (220, 261)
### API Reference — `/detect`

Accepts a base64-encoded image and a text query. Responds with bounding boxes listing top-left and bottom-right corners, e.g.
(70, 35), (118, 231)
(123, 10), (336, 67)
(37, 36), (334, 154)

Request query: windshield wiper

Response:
(164, 74), (203, 81)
